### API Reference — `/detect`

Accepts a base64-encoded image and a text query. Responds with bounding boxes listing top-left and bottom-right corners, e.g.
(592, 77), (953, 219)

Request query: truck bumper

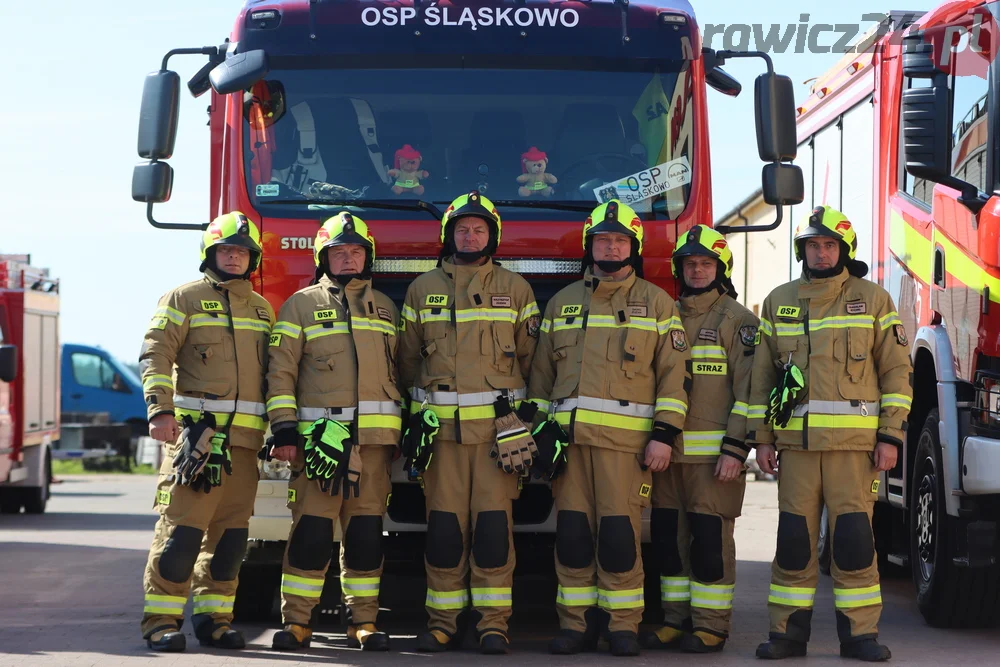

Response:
(962, 436), (1000, 494)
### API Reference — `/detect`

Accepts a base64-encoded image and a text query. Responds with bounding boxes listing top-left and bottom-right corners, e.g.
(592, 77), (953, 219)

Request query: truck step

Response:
(886, 553), (908, 568)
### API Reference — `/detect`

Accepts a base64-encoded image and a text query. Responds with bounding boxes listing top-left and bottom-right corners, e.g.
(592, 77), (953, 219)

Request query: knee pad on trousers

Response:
(344, 515), (384, 571)
(776, 512), (811, 571)
(556, 510), (594, 569)
(426, 510), (463, 569)
(688, 512), (724, 583)
(210, 527), (248, 581)
(833, 511), (875, 572)
(472, 510), (509, 570)
(288, 515), (334, 571)
(159, 525), (204, 583)
(651, 508), (683, 576)
(597, 515), (636, 574)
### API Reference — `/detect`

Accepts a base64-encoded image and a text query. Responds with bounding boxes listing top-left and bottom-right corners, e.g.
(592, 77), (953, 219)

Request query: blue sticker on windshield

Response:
(256, 184), (280, 197)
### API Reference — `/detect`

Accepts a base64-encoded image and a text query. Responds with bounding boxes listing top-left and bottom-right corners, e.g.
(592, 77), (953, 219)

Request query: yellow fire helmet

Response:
(793, 206), (858, 261)
(199, 211), (263, 273)
(440, 191), (502, 255)
(582, 200), (645, 255)
(314, 211), (376, 270)
(672, 224), (734, 279)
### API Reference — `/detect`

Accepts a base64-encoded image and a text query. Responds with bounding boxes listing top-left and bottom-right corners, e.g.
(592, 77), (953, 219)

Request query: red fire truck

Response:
(0, 257), (58, 514)
(793, 2), (1000, 627)
(131, 0), (802, 618)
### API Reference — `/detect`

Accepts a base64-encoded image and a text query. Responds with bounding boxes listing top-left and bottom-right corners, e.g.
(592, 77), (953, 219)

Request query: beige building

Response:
(715, 191), (796, 319)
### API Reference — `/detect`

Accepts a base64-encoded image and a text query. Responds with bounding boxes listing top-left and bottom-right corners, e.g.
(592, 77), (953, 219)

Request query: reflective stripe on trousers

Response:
(833, 585), (882, 609)
(768, 584), (816, 607)
(660, 576), (691, 602)
(281, 573), (324, 598)
(192, 594), (235, 614)
(426, 588), (470, 610)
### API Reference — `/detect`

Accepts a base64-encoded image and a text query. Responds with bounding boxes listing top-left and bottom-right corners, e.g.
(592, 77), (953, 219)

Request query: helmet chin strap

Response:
(594, 258), (632, 273)
(453, 249), (489, 262)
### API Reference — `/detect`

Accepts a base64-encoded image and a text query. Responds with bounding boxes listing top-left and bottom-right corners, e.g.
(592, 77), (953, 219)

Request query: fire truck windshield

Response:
(244, 64), (694, 220)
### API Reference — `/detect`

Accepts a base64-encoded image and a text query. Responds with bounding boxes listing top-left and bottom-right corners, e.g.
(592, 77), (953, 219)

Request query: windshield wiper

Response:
(491, 200), (596, 213)
(261, 198), (443, 221)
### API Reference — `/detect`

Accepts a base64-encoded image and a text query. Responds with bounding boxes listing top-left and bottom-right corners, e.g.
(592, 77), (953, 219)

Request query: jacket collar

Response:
(798, 267), (850, 302)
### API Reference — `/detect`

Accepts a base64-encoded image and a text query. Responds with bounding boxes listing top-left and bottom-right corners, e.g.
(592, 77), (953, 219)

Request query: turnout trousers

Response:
(768, 449), (882, 644)
(553, 443), (652, 634)
(141, 445), (259, 638)
(279, 445), (393, 627)
(421, 440), (520, 640)
(651, 462), (746, 638)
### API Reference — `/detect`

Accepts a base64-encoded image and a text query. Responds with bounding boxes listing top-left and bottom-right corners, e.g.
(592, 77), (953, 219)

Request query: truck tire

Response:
(817, 504), (832, 576)
(233, 562), (279, 622)
(910, 409), (1000, 627)
(0, 489), (21, 514)
(23, 450), (51, 514)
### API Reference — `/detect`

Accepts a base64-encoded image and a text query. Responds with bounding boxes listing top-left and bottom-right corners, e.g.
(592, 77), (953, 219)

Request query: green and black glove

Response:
(529, 418), (569, 481)
(302, 418), (353, 495)
(765, 363), (805, 428)
(402, 407), (439, 474)
(190, 433), (232, 494)
(173, 412), (218, 485)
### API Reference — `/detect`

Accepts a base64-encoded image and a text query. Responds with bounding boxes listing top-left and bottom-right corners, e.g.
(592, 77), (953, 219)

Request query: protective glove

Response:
(529, 418), (569, 481)
(260, 425), (300, 461)
(490, 396), (538, 474)
(765, 363), (805, 428)
(402, 407), (439, 474)
(190, 433), (232, 494)
(173, 412), (218, 485)
(331, 443), (363, 499)
(302, 419), (353, 494)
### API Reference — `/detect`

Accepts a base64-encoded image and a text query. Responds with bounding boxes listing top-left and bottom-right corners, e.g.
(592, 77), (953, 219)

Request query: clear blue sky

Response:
(3, 0), (932, 363)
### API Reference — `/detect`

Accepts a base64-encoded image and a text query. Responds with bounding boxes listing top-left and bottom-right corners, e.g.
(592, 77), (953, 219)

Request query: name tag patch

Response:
(846, 302), (867, 315)
(201, 300), (224, 312)
(560, 304), (583, 317)
(693, 362), (727, 375)
(628, 304), (648, 318)
(426, 294), (448, 306)
(776, 306), (800, 318)
(491, 295), (512, 308)
(698, 328), (718, 342)
(314, 309), (338, 321)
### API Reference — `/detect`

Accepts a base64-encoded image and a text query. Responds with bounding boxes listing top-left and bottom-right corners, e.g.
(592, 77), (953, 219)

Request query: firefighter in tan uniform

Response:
(640, 225), (757, 653)
(528, 200), (691, 657)
(139, 212), (273, 652)
(750, 208), (912, 662)
(265, 213), (401, 653)
(397, 191), (540, 655)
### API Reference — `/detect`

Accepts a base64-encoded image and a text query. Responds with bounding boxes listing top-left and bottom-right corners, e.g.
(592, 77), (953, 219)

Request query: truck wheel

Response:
(817, 504), (832, 576)
(910, 409), (1000, 627)
(0, 489), (21, 514)
(234, 562), (278, 622)
(23, 450), (51, 515)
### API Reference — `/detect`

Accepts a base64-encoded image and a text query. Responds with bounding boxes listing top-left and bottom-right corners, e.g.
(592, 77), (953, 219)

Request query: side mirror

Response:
(902, 31), (940, 79)
(137, 71), (181, 160)
(762, 163), (805, 206)
(210, 49), (269, 95)
(706, 66), (742, 97)
(901, 78), (951, 185)
(755, 72), (797, 162)
(0, 345), (17, 383)
(132, 161), (174, 203)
